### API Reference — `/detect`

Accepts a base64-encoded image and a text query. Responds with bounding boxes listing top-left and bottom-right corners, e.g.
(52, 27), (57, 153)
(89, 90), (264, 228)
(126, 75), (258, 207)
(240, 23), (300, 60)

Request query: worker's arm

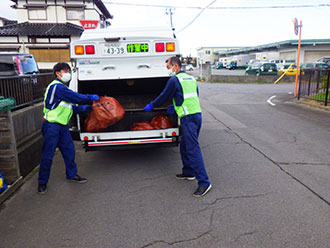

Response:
(72, 105), (92, 114)
(152, 77), (180, 107)
(55, 84), (96, 104)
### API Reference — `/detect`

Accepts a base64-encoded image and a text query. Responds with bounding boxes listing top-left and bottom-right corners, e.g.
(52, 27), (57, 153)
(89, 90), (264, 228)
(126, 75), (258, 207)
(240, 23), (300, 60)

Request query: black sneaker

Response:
(68, 174), (87, 184)
(193, 184), (212, 197)
(38, 184), (47, 195)
(176, 173), (196, 180)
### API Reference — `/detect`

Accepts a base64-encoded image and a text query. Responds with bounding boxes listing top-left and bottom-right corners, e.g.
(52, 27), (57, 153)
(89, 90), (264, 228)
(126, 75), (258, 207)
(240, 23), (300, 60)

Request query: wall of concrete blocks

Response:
(0, 103), (43, 184)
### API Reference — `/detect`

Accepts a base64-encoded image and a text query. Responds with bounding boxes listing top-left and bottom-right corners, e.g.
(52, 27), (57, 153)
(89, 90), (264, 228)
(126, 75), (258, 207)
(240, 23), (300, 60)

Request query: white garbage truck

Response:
(69, 26), (181, 150)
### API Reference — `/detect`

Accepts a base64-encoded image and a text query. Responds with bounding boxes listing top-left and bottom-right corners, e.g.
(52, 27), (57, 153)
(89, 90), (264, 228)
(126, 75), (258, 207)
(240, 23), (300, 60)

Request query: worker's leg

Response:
(58, 125), (77, 179)
(38, 122), (60, 185)
(181, 114), (210, 187)
(180, 133), (195, 176)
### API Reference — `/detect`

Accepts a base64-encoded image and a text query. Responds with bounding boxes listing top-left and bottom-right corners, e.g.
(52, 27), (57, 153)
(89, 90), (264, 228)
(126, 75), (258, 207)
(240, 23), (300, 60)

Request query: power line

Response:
(177, 0), (217, 33)
(103, 1), (330, 10)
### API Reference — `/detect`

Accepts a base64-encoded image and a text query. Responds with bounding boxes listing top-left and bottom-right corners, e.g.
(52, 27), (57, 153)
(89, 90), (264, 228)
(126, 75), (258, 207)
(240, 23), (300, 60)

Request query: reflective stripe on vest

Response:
(43, 80), (73, 125)
(173, 72), (201, 118)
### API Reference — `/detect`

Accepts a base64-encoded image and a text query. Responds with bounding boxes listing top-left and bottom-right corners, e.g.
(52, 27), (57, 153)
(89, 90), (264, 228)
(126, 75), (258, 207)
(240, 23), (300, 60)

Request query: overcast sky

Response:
(1, 0), (330, 56)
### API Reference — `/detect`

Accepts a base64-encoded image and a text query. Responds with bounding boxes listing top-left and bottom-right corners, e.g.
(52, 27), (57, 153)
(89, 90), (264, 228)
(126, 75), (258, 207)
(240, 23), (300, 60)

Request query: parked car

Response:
(245, 63), (277, 76)
(300, 62), (329, 69)
(0, 53), (39, 76)
(186, 64), (194, 71)
(300, 62), (329, 75)
(278, 63), (299, 75)
(215, 63), (223, 69)
(226, 61), (237, 70)
(248, 59), (261, 66)
(316, 57), (330, 65)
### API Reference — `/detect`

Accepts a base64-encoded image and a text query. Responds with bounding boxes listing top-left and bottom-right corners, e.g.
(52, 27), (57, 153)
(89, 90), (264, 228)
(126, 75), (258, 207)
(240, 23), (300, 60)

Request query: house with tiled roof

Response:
(0, 0), (112, 70)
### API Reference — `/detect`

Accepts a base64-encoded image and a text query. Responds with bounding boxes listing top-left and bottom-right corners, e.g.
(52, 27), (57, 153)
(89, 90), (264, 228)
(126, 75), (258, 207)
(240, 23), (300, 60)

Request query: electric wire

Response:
(102, 1), (330, 10)
(176, 0), (217, 33)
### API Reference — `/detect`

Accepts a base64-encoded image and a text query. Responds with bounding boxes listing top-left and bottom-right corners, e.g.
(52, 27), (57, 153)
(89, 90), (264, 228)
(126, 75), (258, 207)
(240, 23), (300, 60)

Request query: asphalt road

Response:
(1, 82), (330, 248)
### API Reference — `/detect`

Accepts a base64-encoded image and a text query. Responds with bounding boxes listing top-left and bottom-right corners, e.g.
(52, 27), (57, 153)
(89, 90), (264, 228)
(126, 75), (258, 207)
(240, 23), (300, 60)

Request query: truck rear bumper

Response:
(84, 137), (179, 151)
(80, 128), (180, 151)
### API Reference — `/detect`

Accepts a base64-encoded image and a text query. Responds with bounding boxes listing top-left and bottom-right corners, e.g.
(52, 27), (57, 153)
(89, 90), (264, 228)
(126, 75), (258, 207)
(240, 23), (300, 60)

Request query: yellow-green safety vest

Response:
(173, 72), (202, 118)
(43, 80), (73, 125)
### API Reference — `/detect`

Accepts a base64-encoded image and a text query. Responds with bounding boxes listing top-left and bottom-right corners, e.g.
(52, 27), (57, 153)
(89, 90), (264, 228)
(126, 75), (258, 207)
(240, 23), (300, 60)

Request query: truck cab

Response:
(69, 26), (181, 150)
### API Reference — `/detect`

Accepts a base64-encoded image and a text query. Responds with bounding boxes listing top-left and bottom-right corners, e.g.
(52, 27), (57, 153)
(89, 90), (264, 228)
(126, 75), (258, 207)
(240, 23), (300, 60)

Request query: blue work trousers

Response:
(180, 113), (210, 187)
(38, 121), (77, 185)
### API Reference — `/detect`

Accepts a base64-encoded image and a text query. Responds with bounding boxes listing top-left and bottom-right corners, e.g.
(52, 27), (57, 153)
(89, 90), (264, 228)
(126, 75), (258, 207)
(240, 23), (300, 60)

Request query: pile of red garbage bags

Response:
(131, 115), (173, 131)
(84, 96), (125, 132)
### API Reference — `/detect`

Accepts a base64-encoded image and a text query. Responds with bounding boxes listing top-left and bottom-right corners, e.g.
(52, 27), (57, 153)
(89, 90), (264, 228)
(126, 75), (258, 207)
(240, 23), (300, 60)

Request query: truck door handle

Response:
(137, 64), (151, 69)
(103, 65), (116, 71)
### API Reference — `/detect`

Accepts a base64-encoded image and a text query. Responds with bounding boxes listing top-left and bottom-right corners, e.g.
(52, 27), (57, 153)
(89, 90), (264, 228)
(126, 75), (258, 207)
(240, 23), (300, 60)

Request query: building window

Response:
(28, 9), (47, 20)
(66, 9), (85, 20)
(205, 50), (211, 55)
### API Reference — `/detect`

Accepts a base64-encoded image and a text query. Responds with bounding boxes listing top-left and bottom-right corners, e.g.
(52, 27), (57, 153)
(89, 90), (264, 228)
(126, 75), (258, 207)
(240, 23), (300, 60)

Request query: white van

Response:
(69, 26), (181, 150)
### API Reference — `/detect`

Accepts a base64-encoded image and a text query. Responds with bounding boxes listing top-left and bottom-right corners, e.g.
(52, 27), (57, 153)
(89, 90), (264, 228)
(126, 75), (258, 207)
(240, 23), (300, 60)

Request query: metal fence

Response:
(0, 73), (54, 110)
(298, 69), (330, 106)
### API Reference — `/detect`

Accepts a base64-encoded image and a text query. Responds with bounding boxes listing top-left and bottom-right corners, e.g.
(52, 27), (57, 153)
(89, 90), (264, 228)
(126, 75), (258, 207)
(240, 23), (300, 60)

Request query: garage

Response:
(279, 51), (296, 61)
(304, 50), (330, 62)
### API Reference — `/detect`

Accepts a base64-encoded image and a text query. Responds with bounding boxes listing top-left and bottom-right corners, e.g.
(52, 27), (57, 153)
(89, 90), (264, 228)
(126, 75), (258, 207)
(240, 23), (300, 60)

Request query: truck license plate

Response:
(102, 43), (125, 55)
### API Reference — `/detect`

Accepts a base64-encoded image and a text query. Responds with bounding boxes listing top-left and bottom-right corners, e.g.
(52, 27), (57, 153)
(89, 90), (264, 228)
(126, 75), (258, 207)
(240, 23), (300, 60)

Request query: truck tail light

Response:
(155, 43), (165, 52)
(75, 45), (84, 55)
(166, 42), (175, 52)
(85, 45), (95, 54)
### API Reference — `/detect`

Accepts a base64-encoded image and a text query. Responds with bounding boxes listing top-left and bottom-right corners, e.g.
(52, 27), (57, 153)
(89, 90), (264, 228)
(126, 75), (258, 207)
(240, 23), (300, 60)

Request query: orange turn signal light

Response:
(166, 42), (175, 52)
(75, 45), (84, 55)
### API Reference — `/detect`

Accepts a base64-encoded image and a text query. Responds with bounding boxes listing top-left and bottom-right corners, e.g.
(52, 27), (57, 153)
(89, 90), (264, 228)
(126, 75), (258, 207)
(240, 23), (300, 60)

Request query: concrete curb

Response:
(0, 165), (39, 205)
(296, 98), (330, 113)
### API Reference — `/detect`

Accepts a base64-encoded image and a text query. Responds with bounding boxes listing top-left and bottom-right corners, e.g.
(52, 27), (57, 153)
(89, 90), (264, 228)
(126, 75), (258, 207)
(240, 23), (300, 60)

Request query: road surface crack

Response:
(207, 193), (271, 207)
(140, 209), (215, 248)
(232, 230), (257, 243)
(278, 162), (330, 167)
(206, 108), (330, 207)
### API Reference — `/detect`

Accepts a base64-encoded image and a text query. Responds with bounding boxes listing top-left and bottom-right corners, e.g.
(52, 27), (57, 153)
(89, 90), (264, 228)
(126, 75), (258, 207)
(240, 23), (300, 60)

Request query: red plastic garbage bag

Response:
(151, 115), (173, 129)
(84, 111), (104, 132)
(93, 96), (125, 127)
(85, 96), (125, 131)
(131, 122), (154, 131)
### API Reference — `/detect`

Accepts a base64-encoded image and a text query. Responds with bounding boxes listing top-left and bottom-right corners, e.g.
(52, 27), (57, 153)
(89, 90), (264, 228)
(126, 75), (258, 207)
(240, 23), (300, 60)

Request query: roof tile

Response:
(0, 22), (83, 36)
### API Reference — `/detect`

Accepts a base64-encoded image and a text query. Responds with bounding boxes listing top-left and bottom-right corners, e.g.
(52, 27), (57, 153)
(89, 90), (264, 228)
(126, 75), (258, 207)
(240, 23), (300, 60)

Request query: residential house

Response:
(0, 0), (112, 70)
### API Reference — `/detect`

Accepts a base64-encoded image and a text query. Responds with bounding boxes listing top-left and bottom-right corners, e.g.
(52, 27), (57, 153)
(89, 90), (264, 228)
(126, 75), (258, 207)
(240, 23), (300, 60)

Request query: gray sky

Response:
(1, 0), (330, 56)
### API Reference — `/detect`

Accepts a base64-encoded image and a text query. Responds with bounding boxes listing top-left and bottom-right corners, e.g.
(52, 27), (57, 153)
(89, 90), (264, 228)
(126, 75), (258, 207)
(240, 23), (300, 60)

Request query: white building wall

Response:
(15, 0), (101, 25)
(0, 37), (18, 43)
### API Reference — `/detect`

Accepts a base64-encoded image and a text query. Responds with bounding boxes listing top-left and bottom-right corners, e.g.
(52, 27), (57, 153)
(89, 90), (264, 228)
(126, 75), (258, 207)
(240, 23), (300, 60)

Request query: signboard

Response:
(80, 20), (99, 30)
(126, 43), (149, 53)
(293, 18), (298, 35)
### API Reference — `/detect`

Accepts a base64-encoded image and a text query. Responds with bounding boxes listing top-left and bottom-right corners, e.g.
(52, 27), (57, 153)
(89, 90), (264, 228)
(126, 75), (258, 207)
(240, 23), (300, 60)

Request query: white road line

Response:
(267, 95), (277, 106)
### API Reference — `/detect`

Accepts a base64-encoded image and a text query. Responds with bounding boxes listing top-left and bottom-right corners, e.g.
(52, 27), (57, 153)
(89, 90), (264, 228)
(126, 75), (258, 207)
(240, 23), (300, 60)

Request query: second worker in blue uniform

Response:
(144, 56), (212, 197)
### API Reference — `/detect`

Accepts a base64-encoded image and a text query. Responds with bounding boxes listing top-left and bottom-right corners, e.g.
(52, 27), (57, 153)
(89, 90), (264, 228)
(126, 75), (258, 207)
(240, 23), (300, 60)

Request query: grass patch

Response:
(310, 91), (330, 101)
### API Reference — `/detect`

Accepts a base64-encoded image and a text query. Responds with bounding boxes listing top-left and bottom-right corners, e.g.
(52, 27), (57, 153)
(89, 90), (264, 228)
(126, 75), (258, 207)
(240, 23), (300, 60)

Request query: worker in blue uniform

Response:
(144, 57), (212, 197)
(38, 62), (100, 195)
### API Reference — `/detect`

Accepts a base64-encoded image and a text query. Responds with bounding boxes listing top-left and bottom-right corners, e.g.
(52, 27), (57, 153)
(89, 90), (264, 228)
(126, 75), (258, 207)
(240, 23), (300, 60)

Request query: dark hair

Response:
(53, 62), (71, 76)
(166, 57), (181, 68)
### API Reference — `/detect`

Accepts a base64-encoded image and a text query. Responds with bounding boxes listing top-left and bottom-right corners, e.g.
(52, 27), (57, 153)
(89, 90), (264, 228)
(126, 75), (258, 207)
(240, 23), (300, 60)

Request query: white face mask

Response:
(60, 72), (71, 83)
(167, 68), (175, 76)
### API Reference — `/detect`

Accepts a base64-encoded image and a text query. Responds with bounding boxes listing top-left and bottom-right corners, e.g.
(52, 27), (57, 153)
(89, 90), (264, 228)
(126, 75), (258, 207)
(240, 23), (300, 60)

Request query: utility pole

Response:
(293, 18), (303, 98)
